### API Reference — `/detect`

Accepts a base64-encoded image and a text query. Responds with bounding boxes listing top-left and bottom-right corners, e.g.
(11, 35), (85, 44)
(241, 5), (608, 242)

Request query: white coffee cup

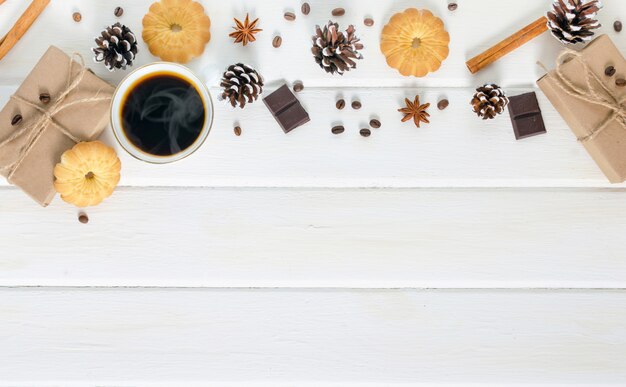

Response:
(110, 63), (214, 164)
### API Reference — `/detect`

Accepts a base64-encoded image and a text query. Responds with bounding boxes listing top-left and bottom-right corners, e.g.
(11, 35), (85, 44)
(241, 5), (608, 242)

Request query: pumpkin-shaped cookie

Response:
(142, 0), (211, 63)
(380, 8), (450, 77)
(54, 141), (121, 207)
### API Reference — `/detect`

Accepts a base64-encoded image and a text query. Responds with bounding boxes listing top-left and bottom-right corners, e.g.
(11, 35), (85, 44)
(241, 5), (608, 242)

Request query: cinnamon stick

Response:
(0, 0), (51, 62)
(0, 0), (7, 6)
(466, 16), (548, 74)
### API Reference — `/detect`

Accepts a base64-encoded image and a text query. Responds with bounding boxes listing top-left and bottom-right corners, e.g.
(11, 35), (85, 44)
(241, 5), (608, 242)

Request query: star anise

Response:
(398, 96), (430, 128)
(229, 14), (262, 46)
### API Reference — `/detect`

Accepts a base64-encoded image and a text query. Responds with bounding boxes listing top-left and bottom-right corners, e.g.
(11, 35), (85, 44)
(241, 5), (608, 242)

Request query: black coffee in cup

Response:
(120, 72), (205, 156)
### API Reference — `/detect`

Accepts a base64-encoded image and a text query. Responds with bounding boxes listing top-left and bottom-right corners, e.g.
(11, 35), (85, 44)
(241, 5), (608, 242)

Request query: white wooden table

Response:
(1, 0), (626, 385)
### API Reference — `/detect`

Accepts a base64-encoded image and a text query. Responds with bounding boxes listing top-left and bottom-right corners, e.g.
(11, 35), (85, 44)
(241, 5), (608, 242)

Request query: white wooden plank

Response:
(0, 85), (616, 188)
(2, 187), (626, 288)
(0, 288), (625, 385)
(0, 1), (624, 189)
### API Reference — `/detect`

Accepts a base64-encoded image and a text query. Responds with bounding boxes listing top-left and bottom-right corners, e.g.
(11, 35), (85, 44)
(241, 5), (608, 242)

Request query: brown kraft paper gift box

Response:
(538, 34), (626, 183)
(0, 46), (114, 206)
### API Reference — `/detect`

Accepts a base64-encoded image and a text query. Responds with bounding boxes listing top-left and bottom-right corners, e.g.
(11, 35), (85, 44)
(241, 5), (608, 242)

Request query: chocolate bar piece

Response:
(263, 84), (310, 133)
(507, 92), (546, 140)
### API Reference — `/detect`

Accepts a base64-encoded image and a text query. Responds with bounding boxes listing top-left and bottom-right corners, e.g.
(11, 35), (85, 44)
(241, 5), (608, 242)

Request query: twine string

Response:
(0, 53), (112, 180)
(539, 49), (626, 142)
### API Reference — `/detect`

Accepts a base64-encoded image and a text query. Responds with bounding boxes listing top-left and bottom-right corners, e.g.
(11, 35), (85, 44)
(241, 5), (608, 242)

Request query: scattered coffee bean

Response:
(617, 78), (626, 87)
(332, 8), (345, 17)
(114, 6), (124, 17)
(605, 66), (616, 77)
(369, 119), (381, 129)
(72, 12), (82, 22)
(448, 2), (458, 11)
(336, 99), (346, 110)
(364, 18), (374, 27)
(615, 20), (623, 32)
(351, 100), (362, 110)
(39, 93), (51, 104)
(437, 99), (449, 110)
(11, 114), (22, 126)
(78, 213), (89, 224)
(284, 11), (296, 21)
(301, 2), (310, 15)
(331, 125), (345, 135)
(360, 128), (371, 137)
(272, 36), (282, 48)
(234, 126), (242, 136)
(293, 82), (304, 92)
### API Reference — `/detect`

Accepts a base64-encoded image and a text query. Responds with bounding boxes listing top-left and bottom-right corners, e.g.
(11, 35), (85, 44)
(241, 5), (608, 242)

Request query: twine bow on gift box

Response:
(0, 53), (111, 182)
(539, 50), (626, 143)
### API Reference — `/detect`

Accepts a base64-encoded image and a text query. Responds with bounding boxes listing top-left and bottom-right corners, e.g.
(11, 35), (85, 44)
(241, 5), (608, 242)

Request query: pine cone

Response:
(471, 84), (509, 120)
(220, 63), (264, 109)
(547, 0), (602, 45)
(93, 23), (138, 71)
(312, 21), (363, 75)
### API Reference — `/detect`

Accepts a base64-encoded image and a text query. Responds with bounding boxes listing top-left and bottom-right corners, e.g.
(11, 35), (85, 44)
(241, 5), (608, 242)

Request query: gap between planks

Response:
(1, 286), (625, 291)
(3, 186), (626, 192)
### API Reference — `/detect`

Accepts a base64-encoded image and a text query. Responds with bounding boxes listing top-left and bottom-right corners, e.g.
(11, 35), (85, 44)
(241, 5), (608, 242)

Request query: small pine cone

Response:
(312, 21), (363, 75)
(220, 63), (264, 109)
(547, 0), (602, 45)
(93, 23), (138, 71)
(471, 84), (509, 120)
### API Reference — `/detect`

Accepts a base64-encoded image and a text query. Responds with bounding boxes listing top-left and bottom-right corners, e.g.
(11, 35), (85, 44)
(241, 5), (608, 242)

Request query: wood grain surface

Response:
(1, 0), (625, 385)
(1, 288), (625, 385)
(1, 187), (626, 288)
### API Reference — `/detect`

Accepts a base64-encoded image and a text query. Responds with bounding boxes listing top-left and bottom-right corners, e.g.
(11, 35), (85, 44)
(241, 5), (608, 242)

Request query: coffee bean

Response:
(301, 2), (310, 15)
(617, 78), (626, 87)
(369, 119), (381, 129)
(605, 66), (616, 77)
(234, 126), (242, 136)
(78, 213), (89, 224)
(336, 99), (346, 110)
(448, 2), (458, 11)
(272, 36), (282, 48)
(332, 8), (345, 17)
(284, 12), (296, 21)
(364, 18), (374, 27)
(437, 99), (449, 110)
(114, 6), (124, 17)
(615, 20), (623, 32)
(72, 12), (82, 22)
(351, 100), (362, 110)
(293, 82), (304, 93)
(331, 125), (345, 135)
(11, 114), (22, 126)
(360, 128), (371, 137)
(39, 93), (51, 104)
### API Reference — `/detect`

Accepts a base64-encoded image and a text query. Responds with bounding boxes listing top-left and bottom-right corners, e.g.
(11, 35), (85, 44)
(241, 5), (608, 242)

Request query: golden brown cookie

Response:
(142, 0), (211, 63)
(380, 9), (450, 77)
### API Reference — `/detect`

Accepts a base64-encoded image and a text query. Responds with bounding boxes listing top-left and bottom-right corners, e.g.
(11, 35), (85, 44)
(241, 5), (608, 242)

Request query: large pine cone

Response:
(471, 84), (509, 120)
(547, 0), (602, 45)
(93, 23), (138, 71)
(312, 21), (363, 75)
(220, 63), (264, 109)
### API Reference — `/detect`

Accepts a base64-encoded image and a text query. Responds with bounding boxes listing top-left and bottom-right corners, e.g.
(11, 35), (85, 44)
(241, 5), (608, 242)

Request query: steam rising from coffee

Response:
(122, 75), (205, 157)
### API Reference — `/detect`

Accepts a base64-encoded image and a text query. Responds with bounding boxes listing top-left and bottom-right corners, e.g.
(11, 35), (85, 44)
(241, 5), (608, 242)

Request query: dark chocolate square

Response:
(508, 92), (547, 140)
(263, 84), (310, 133)
(263, 85), (296, 114)
(277, 102), (310, 133)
